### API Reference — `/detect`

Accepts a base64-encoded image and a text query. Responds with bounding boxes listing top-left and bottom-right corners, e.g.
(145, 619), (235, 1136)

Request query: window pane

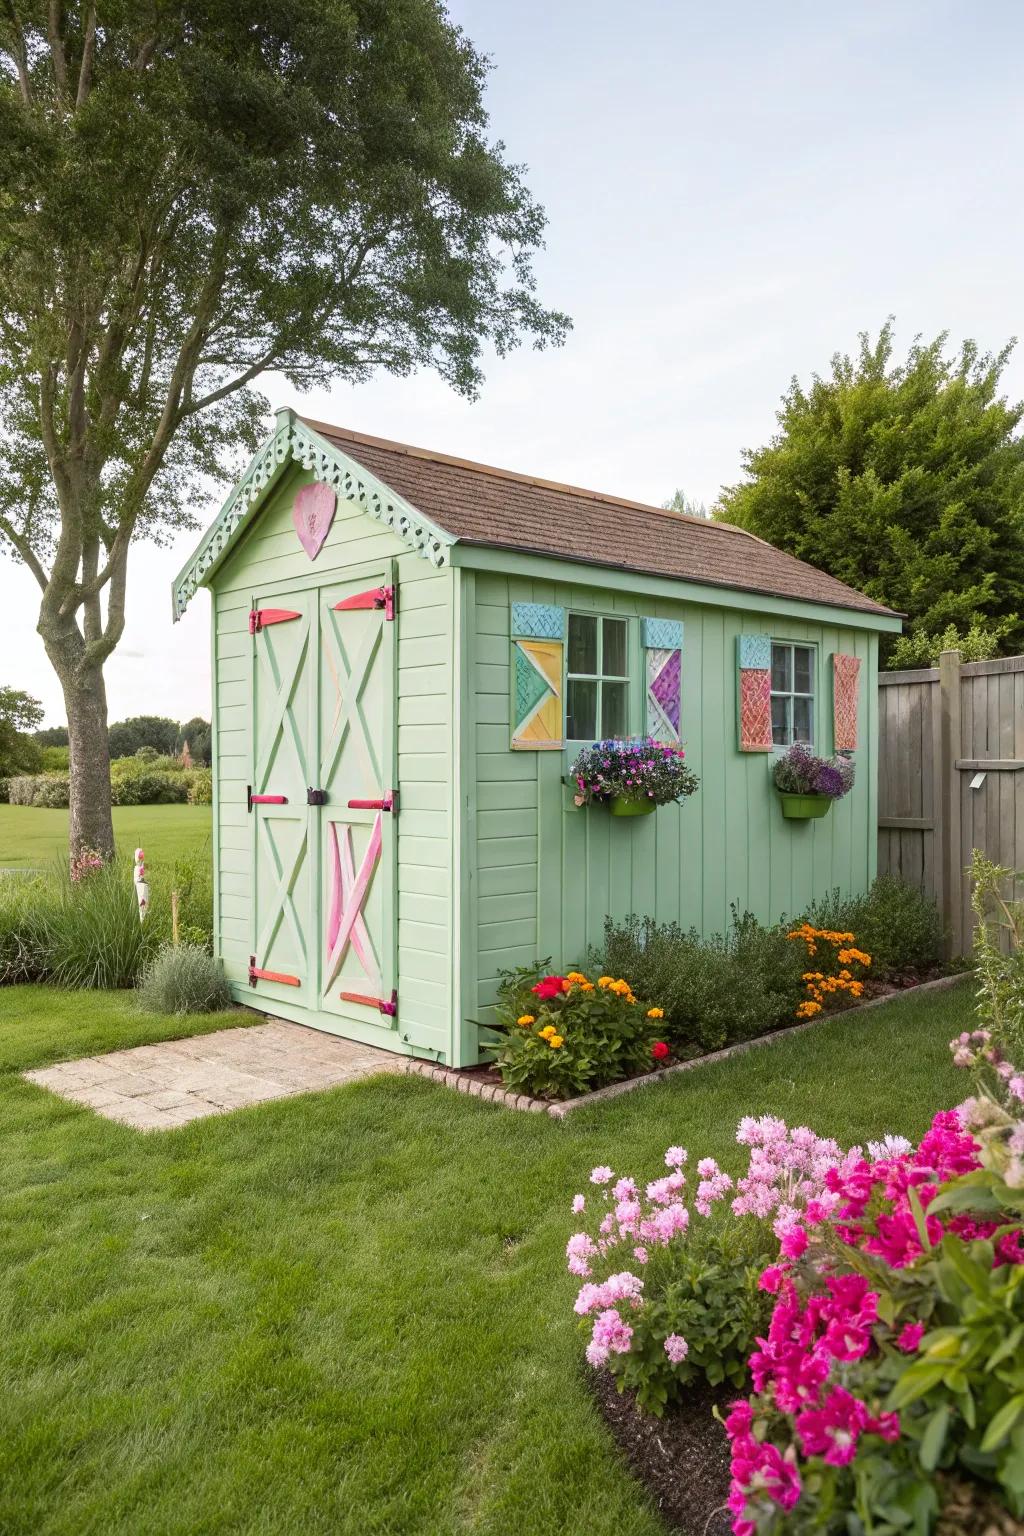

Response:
(794, 646), (814, 695)
(793, 696), (813, 743)
(771, 695), (789, 746)
(602, 618), (628, 677)
(602, 680), (628, 739)
(771, 644), (791, 692)
(568, 613), (598, 675)
(567, 678), (598, 740)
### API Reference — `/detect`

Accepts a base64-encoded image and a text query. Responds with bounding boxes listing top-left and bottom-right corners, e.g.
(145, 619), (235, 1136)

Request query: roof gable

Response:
(173, 410), (899, 624)
(171, 412), (454, 620)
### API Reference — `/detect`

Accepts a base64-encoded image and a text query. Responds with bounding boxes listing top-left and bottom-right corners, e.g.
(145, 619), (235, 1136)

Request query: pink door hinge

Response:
(249, 607), (301, 634)
(333, 585), (396, 621)
(339, 988), (398, 1018)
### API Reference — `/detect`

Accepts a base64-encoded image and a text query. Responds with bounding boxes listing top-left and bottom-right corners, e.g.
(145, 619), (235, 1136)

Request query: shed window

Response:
(566, 614), (629, 740)
(771, 643), (815, 747)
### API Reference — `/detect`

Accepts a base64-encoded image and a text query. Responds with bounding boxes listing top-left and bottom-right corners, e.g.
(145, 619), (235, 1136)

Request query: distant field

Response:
(0, 804), (213, 870)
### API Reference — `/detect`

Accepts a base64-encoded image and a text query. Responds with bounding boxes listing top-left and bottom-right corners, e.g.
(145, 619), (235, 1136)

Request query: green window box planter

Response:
(609, 795), (657, 817)
(777, 791), (833, 820)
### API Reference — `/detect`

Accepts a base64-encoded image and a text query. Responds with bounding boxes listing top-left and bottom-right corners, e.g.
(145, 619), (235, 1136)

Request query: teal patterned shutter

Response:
(510, 602), (565, 749)
(641, 617), (683, 742)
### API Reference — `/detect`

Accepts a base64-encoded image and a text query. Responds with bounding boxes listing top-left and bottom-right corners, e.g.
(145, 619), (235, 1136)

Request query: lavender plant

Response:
(773, 743), (855, 800)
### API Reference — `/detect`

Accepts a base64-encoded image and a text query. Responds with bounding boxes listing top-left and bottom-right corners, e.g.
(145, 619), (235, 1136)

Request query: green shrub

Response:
(0, 777), (8, 805)
(599, 1221), (775, 1413)
(7, 772), (71, 807)
(599, 908), (804, 1053)
(490, 965), (665, 1098)
(110, 770), (188, 805)
(184, 767), (213, 805)
(40, 745), (69, 770)
(137, 943), (232, 1014)
(148, 847), (214, 949)
(805, 875), (945, 977)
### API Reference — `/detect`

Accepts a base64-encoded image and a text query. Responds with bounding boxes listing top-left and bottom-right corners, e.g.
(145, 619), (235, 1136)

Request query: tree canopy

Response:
(107, 715), (186, 759)
(0, 685), (44, 777)
(716, 324), (1024, 660)
(0, 1), (567, 855)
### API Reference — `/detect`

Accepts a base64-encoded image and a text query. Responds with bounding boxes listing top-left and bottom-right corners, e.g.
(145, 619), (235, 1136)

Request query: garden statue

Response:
(133, 848), (149, 923)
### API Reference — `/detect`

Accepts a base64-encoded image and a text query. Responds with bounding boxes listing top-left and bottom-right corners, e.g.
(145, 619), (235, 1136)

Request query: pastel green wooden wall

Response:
(210, 462), (456, 1061)
(464, 569), (879, 1027)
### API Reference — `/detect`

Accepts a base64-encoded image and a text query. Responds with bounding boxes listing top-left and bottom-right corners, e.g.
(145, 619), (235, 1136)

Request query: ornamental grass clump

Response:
(491, 965), (669, 1098)
(137, 943), (231, 1015)
(569, 736), (699, 808)
(773, 743), (855, 800)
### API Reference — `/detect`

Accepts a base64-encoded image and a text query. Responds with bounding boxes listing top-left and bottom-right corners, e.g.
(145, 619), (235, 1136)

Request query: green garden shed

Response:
(172, 409), (901, 1066)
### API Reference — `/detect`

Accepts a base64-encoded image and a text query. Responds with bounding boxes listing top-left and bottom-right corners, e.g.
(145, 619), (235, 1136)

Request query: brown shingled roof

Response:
(302, 418), (899, 621)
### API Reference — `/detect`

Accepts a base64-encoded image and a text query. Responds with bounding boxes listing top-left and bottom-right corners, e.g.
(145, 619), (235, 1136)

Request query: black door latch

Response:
(307, 787), (328, 805)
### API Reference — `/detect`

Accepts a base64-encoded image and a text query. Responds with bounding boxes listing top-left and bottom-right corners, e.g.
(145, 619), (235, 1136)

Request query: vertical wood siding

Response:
(211, 463), (454, 1060)
(470, 571), (878, 1024)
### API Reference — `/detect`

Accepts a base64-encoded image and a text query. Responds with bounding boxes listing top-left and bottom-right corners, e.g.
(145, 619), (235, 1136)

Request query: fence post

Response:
(938, 649), (962, 958)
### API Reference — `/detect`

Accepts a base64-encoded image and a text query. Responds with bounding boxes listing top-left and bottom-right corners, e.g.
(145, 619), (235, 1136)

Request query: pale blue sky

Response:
(6, 0), (1023, 722)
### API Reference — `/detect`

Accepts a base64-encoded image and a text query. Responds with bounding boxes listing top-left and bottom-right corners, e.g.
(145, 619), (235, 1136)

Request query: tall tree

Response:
(716, 324), (1024, 661)
(0, 2), (568, 859)
(107, 715), (179, 760)
(0, 685), (44, 777)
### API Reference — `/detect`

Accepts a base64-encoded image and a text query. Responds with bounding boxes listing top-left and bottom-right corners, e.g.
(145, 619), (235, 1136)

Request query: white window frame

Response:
(565, 612), (631, 742)
(770, 641), (816, 749)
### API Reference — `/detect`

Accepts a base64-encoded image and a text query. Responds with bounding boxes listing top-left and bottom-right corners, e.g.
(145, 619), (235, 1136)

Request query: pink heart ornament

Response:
(292, 482), (337, 560)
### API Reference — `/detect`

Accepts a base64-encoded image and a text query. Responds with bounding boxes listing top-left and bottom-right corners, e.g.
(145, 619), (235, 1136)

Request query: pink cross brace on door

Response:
(324, 816), (383, 996)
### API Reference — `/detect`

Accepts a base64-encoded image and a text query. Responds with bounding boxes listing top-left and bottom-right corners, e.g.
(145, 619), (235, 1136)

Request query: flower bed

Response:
(565, 859), (1024, 1534)
(489, 966), (672, 1099)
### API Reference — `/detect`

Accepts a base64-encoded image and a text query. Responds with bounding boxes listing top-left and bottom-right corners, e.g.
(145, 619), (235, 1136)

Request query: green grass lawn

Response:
(0, 803), (212, 869)
(0, 982), (972, 1535)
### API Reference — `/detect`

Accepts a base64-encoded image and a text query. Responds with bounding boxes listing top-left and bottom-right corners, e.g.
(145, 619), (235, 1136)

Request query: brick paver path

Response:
(24, 1019), (404, 1131)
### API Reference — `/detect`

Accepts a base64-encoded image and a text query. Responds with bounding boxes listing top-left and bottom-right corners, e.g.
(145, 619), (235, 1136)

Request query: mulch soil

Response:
(591, 1371), (733, 1535)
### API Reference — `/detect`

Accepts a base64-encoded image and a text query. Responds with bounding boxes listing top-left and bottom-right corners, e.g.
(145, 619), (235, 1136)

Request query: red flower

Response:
(532, 974), (569, 1000)
(651, 1041), (670, 1061)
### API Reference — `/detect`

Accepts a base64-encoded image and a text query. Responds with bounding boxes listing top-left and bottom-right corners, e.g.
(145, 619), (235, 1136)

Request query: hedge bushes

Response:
(7, 757), (213, 808)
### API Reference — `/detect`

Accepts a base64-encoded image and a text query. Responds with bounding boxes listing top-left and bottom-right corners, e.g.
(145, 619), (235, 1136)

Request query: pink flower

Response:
(779, 1224), (808, 1260)
(758, 1265), (786, 1293)
(572, 1194), (585, 1214)
(664, 1146), (687, 1168)
(796, 1386), (869, 1466)
(591, 1308), (633, 1356)
(590, 1166), (614, 1185)
(896, 1320), (924, 1352)
(663, 1333), (689, 1364)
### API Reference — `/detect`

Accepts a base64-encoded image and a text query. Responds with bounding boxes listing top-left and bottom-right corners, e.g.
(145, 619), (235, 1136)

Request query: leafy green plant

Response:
(602, 1222), (774, 1413)
(184, 768), (213, 805)
(490, 966), (666, 1099)
(967, 849), (1024, 1058)
(599, 908), (804, 1053)
(888, 619), (1015, 671)
(137, 943), (232, 1015)
(805, 875), (946, 979)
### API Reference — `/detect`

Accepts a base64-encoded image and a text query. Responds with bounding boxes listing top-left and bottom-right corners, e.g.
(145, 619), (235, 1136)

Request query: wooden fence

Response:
(878, 651), (1024, 955)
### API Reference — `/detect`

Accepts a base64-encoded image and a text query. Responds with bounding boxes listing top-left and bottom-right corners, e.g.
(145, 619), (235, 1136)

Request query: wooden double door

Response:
(247, 562), (398, 1034)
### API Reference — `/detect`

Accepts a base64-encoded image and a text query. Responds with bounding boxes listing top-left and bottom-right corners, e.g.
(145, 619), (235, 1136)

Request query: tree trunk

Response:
(62, 667), (114, 863)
